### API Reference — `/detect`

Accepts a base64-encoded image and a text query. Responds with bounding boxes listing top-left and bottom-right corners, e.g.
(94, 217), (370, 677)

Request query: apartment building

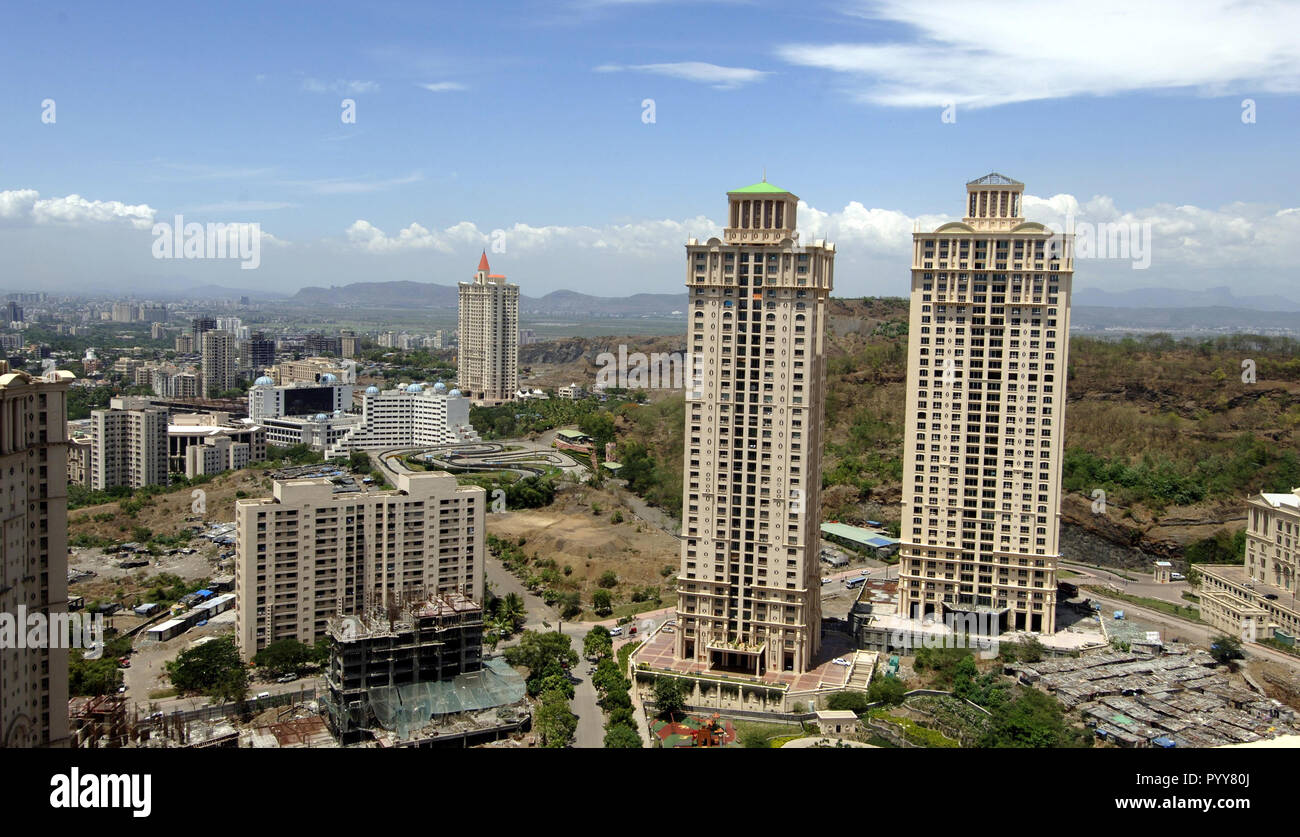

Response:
(90, 397), (169, 490)
(1199, 489), (1300, 642)
(0, 362), (72, 746)
(234, 471), (485, 658)
(896, 174), (1074, 635)
(168, 412), (266, 475)
(674, 181), (834, 675)
(457, 253), (519, 404)
(201, 330), (238, 398)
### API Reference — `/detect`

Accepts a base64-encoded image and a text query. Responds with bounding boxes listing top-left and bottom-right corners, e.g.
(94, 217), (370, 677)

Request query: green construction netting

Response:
(366, 658), (525, 738)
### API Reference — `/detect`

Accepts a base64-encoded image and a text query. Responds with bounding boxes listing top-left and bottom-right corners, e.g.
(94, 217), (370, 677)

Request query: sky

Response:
(2, 0), (1299, 301)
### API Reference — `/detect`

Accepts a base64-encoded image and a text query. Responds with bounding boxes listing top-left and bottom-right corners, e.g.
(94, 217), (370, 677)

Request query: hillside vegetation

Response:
(600, 297), (1300, 564)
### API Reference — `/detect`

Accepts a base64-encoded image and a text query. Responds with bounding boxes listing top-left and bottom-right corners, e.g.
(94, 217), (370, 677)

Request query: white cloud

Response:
(779, 0), (1300, 107)
(302, 78), (379, 95)
(417, 81), (467, 92)
(595, 61), (769, 89)
(0, 189), (156, 230)
(285, 171), (425, 195)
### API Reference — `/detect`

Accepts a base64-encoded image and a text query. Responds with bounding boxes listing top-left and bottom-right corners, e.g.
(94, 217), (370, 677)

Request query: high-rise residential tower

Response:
(457, 253), (519, 404)
(673, 181), (834, 675)
(201, 330), (237, 398)
(90, 397), (169, 490)
(896, 174), (1073, 635)
(0, 362), (72, 746)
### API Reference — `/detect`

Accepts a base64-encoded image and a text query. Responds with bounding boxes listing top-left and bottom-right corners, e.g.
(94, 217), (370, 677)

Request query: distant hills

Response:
(290, 280), (686, 316)
(1074, 285), (1300, 312)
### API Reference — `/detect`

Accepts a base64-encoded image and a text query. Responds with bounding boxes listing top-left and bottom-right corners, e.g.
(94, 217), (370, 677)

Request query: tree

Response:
(592, 657), (628, 696)
(584, 626), (613, 660)
(347, 451), (371, 473)
(1210, 633), (1243, 665)
(495, 592), (527, 633)
(503, 630), (577, 689)
(166, 636), (247, 702)
(604, 724), (642, 748)
(592, 589), (613, 616)
(597, 570), (618, 589)
(535, 689), (577, 748)
(653, 676), (689, 717)
(980, 688), (1088, 748)
(537, 673), (575, 701)
(867, 677), (907, 706)
(252, 639), (314, 676)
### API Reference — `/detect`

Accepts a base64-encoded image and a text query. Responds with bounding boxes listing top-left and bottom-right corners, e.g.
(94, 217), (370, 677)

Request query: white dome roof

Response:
(406, 383), (424, 393)
(448, 389), (463, 398)
(365, 385), (379, 394)
(253, 375), (274, 387)
(320, 373), (338, 384)
(433, 381), (448, 392)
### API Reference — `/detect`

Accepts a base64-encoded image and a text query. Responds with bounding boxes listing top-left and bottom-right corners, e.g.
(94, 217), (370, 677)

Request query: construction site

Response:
(321, 592), (528, 745)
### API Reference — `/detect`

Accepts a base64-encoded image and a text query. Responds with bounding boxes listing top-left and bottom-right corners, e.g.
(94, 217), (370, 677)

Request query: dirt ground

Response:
(487, 483), (679, 603)
(68, 468), (274, 543)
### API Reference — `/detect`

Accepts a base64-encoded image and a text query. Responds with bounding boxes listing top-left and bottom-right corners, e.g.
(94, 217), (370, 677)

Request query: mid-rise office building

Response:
(457, 253), (519, 404)
(674, 181), (835, 675)
(325, 382), (479, 457)
(0, 361), (72, 746)
(90, 397), (169, 490)
(896, 174), (1074, 634)
(274, 357), (356, 386)
(234, 471), (485, 658)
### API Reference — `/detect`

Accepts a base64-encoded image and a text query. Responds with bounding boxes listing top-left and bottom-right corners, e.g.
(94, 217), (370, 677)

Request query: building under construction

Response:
(323, 593), (525, 744)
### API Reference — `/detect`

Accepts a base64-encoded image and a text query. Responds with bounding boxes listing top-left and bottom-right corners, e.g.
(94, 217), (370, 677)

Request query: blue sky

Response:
(2, 0), (1299, 299)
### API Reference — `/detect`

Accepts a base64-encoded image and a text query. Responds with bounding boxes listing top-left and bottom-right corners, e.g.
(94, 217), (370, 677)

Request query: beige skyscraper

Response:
(0, 362), (72, 747)
(896, 174), (1073, 635)
(457, 253), (519, 404)
(234, 471), (485, 658)
(674, 181), (834, 675)
(201, 330), (237, 398)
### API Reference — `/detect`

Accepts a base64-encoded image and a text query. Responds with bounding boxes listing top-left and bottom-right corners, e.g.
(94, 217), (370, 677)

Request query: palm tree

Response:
(499, 592), (527, 632)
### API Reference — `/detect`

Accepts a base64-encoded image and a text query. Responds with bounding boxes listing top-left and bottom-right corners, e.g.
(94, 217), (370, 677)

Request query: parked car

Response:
(256, 691), (271, 700)
(276, 674), (298, 683)
(1170, 572), (1186, 581)
(831, 657), (851, 667)
(609, 627), (623, 637)
(821, 578), (832, 585)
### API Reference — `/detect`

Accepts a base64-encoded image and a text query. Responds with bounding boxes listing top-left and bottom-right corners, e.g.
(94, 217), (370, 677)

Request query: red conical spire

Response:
(477, 251), (490, 272)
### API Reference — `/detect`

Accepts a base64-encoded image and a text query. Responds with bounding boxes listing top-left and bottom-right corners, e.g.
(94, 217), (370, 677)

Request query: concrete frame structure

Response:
(323, 593), (483, 743)
(674, 180), (834, 675)
(457, 253), (519, 405)
(90, 397), (169, 490)
(234, 471), (485, 658)
(0, 362), (71, 747)
(897, 174), (1074, 635)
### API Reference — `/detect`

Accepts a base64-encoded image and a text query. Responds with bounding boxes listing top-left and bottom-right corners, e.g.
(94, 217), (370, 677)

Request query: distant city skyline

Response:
(3, 2), (1299, 298)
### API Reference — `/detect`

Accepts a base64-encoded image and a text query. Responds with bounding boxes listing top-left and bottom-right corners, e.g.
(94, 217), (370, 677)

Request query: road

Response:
(487, 551), (670, 747)
(1061, 559), (1192, 604)
(1083, 588), (1300, 672)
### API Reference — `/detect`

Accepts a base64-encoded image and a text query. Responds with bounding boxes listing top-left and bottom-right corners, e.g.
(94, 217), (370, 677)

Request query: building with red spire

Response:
(457, 252), (519, 404)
